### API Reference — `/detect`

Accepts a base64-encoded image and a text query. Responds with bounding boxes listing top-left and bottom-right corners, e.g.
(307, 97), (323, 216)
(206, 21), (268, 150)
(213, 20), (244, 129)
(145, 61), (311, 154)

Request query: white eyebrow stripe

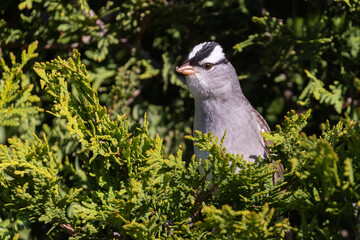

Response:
(188, 42), (207, 59)
(199, 45), (225, 64)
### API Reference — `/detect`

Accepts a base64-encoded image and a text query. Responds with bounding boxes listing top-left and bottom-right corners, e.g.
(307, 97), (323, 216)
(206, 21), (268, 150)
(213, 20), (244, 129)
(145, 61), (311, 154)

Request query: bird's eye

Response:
(202, 62), (213, 70)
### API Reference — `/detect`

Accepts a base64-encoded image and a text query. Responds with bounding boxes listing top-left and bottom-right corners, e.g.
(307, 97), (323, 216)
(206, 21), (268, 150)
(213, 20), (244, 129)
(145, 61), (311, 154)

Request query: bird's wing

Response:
(251, 107), (284, 184)
(250, 107), (270, 152)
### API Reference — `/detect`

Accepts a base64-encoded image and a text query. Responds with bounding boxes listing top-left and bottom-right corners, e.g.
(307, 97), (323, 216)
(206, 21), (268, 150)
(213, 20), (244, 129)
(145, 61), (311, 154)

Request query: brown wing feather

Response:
(251, 107), (284, 184)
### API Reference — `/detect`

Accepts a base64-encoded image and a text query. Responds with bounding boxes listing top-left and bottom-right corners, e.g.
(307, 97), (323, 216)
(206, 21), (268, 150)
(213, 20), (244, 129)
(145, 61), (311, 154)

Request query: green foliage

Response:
(299, 70), (344, 113)
(234, 1), (360, 123)
(1, 0), (360, 239)
(264, 110), (360, 239)
(1, 50), (290, 239)
(0, 135), (65, 222)
(198, 204), (289, 239)
(264, 110), (312, 163)
(0, 41), (40, 126)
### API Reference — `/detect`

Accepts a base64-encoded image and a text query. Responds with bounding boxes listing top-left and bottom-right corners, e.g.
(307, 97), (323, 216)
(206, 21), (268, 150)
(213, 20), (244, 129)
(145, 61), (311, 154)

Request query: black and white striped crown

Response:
(186, 42), (228, 66)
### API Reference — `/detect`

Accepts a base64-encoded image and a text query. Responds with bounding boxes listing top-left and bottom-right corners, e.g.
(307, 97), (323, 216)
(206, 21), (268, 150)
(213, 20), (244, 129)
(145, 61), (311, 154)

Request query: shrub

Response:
(1, 0), (359, 239)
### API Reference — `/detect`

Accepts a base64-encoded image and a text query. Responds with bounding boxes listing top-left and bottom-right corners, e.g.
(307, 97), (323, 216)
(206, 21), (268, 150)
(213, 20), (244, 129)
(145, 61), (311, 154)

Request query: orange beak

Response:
(176, 62), (196, 76)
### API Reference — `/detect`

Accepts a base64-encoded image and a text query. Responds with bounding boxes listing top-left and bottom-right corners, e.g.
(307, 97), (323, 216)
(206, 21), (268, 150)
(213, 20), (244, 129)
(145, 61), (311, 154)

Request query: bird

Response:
(176, 41), (283, 183)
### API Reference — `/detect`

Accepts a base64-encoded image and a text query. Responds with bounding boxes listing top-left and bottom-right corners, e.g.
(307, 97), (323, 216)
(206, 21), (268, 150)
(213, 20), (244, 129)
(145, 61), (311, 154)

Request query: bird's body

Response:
(176, 42), (283, 181)
(193, 93), (268, 162)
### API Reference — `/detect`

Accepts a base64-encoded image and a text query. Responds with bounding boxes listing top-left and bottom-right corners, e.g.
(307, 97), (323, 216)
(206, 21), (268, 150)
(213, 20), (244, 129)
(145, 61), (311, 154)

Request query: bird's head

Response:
(176, 42), (240, 99)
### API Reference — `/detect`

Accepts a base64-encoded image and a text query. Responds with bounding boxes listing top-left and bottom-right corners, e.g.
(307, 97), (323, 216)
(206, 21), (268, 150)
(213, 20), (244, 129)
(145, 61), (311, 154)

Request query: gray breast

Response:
(193, 97), (267, 163)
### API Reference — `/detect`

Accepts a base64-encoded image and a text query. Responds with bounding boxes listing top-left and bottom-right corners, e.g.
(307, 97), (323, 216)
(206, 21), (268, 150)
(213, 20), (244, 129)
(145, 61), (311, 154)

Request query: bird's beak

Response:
(176, 62), (196, 76)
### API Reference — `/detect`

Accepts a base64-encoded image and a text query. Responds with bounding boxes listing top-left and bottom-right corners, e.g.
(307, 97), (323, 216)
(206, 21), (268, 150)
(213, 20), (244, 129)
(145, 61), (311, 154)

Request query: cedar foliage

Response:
(0, 0), (360, 239)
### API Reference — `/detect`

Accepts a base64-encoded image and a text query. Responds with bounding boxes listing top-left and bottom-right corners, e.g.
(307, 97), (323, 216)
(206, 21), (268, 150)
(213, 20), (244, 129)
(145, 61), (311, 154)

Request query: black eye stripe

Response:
(216, 59), (229, 65)
(188, 58), (229, 67)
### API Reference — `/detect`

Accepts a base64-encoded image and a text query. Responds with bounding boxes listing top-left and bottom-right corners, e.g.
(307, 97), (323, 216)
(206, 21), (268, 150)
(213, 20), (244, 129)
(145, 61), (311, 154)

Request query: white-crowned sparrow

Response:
(176, 42), (283, 182)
